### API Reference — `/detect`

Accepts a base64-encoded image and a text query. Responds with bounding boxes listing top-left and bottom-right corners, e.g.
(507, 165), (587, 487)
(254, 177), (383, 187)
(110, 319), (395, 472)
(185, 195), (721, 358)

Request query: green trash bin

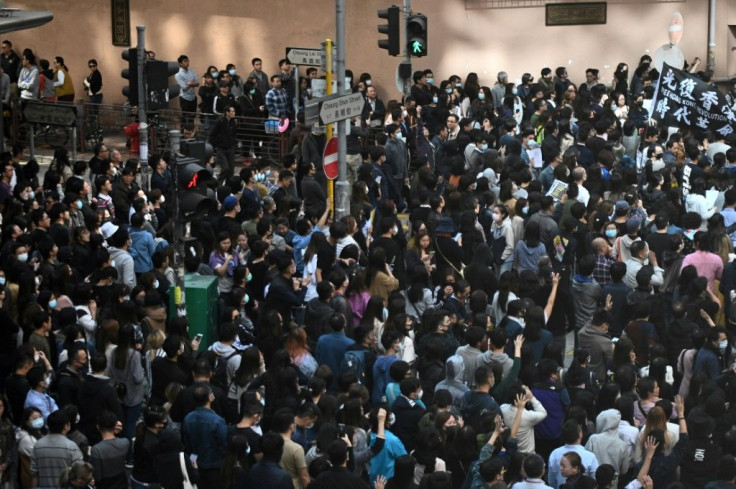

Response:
(169, 275), (219, 349)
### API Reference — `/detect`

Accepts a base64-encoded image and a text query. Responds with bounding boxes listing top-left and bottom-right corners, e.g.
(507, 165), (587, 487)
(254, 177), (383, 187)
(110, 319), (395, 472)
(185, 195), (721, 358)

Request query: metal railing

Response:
(9, 100), (297, 165)
(465, 0), (684, 8)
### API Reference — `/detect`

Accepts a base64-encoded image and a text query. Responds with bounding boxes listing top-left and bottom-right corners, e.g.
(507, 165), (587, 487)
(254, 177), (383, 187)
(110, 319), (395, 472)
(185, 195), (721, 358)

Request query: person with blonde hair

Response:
(634, 405), (677, 463)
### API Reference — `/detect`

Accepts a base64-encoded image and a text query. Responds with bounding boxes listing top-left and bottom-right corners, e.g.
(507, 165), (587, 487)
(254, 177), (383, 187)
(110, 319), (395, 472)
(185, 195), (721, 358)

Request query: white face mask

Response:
(391, 225), (398, 235)
(31, 417), (44, 429)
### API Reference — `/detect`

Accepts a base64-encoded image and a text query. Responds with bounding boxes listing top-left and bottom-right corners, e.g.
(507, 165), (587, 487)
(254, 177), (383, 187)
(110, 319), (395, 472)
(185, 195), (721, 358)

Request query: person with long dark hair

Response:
(221, 434), (249, 488)
(513, 220), (547, 274)
(490, 270), (518, 326)
(107, 322), (144, 440)
(464, 243), (498, 297)
(402, 265), (433, 322)
(490, 204), (515, 276)
(228, 346), (265, 413)
(366, 247), (399, 301)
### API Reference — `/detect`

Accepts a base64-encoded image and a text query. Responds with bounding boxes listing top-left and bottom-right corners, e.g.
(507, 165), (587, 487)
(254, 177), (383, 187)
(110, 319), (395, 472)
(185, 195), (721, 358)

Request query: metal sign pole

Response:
(136, 25), (150, 192)
(335, 0), (349, 219)
(168, 129), (186, 317)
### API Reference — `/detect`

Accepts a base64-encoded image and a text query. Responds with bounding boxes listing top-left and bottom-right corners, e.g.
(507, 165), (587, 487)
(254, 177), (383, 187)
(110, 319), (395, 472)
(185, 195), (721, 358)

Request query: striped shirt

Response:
(31, 434), (83, 489)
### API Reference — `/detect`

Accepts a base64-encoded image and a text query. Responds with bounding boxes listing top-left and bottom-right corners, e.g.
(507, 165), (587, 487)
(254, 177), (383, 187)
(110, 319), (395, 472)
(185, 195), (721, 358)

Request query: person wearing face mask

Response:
(383, 124), (408, 212)
(89, 410), (130, 489)
(369, 407), (403, 482)
(490, 204), (515, 276)
(18, 407), (44, 488)
(291, 403), (319, 452)
(693, 327), (731, 383)
(390, 378), (425, 452)
(469, 86), (492, 119)
(56, 346), (89, 409)
(463, 131), (488, 174)
(23, 366), (59, 423)
(150, 335), (191, 407)
(409, 70), (432, 106)
(628, 92), (650, 129)
(361, 85), (386, 127)
(225, 63), (243, 98)
(238, 79), (267, 122)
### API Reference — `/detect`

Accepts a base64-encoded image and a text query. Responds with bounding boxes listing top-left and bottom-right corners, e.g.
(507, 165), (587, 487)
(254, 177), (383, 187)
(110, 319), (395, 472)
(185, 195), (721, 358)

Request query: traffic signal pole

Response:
(136, 25), (150, 191)
(324, 39), (334, 215)
(168, 129), (187, 318)
(402, 0), (412, 97)
(335, 0), (349, 220)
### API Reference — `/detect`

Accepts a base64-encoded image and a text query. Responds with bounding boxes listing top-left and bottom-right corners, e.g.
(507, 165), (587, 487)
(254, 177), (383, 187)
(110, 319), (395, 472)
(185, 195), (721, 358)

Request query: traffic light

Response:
(177, 157), (217, 218)
(146, 59), (180, 111)
(121, 48), (139, 104)
(377, 6), (400, 56)
(407, 14), (428, 57)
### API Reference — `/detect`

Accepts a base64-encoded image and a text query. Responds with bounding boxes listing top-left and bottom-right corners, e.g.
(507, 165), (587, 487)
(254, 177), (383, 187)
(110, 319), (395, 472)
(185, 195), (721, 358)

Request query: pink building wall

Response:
(6, 0), (732, 106)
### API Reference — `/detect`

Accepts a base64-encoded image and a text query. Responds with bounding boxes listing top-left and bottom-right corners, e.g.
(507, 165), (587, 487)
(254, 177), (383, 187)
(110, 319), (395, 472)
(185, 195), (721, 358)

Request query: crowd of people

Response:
(4, 36), (736, 489)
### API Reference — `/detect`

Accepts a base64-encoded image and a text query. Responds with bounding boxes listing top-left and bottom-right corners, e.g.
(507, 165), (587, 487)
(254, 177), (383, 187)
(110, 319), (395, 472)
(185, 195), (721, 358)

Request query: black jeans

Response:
(215, 146), (236, 181)
(180, 97), (197, 125)
(197, 467), (221, 489)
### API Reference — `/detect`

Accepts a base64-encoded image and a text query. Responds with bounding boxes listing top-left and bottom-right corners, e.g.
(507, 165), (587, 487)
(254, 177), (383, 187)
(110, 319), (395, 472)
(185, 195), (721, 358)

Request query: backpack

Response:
(211, 350), (239, 391)
(340, 349), (367, 384)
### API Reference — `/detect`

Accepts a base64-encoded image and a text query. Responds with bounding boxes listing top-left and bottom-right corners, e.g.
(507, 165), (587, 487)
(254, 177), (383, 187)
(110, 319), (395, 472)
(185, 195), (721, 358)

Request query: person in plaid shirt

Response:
(592, 237), (616, 286)
(265, 75), (289, 119)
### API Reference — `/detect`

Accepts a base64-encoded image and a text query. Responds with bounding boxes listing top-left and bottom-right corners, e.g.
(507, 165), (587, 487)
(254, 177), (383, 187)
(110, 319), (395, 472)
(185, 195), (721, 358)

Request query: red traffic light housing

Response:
(177, 157), (217, 218)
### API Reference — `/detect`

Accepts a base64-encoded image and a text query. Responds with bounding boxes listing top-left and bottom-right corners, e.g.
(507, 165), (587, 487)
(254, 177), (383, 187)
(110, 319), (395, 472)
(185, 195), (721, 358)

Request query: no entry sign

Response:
(323, 137), (338, 180)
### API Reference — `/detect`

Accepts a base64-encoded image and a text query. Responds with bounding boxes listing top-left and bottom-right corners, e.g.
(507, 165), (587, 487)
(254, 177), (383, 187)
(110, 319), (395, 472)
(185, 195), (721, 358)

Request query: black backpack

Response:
(211, 350), (239, 391)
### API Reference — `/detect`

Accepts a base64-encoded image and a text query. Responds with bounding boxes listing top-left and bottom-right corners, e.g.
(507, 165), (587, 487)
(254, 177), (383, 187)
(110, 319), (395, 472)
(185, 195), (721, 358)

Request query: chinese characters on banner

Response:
(652, 63), (736, 138)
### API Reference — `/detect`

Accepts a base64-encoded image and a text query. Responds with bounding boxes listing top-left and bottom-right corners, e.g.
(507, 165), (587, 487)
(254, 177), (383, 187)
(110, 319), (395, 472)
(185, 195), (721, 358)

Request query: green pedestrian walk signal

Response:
(406, 14), (427, 57)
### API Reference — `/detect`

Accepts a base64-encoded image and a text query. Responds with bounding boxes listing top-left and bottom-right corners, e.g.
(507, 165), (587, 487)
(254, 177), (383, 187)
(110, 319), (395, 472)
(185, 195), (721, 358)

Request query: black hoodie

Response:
(77, 373), (123, 444)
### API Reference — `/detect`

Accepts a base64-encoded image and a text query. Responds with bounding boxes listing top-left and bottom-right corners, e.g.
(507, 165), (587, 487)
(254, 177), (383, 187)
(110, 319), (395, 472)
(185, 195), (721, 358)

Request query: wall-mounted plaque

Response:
(112, 0), (131, 46)
(546, 2), (607, 26)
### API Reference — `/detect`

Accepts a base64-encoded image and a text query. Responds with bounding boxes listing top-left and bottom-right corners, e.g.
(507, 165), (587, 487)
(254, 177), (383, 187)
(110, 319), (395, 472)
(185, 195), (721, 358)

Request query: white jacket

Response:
(685, 192), (715, 229)
(500, 397), (547, 453)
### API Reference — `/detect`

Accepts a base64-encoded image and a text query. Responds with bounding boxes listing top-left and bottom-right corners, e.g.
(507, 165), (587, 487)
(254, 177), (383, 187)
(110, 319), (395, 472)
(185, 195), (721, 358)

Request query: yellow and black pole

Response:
(324, 38), (334, 215)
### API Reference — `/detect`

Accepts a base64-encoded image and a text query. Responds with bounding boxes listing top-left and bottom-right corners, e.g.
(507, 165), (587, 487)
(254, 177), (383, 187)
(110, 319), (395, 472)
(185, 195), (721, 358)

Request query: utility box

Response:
(170, 275), (219, 349)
